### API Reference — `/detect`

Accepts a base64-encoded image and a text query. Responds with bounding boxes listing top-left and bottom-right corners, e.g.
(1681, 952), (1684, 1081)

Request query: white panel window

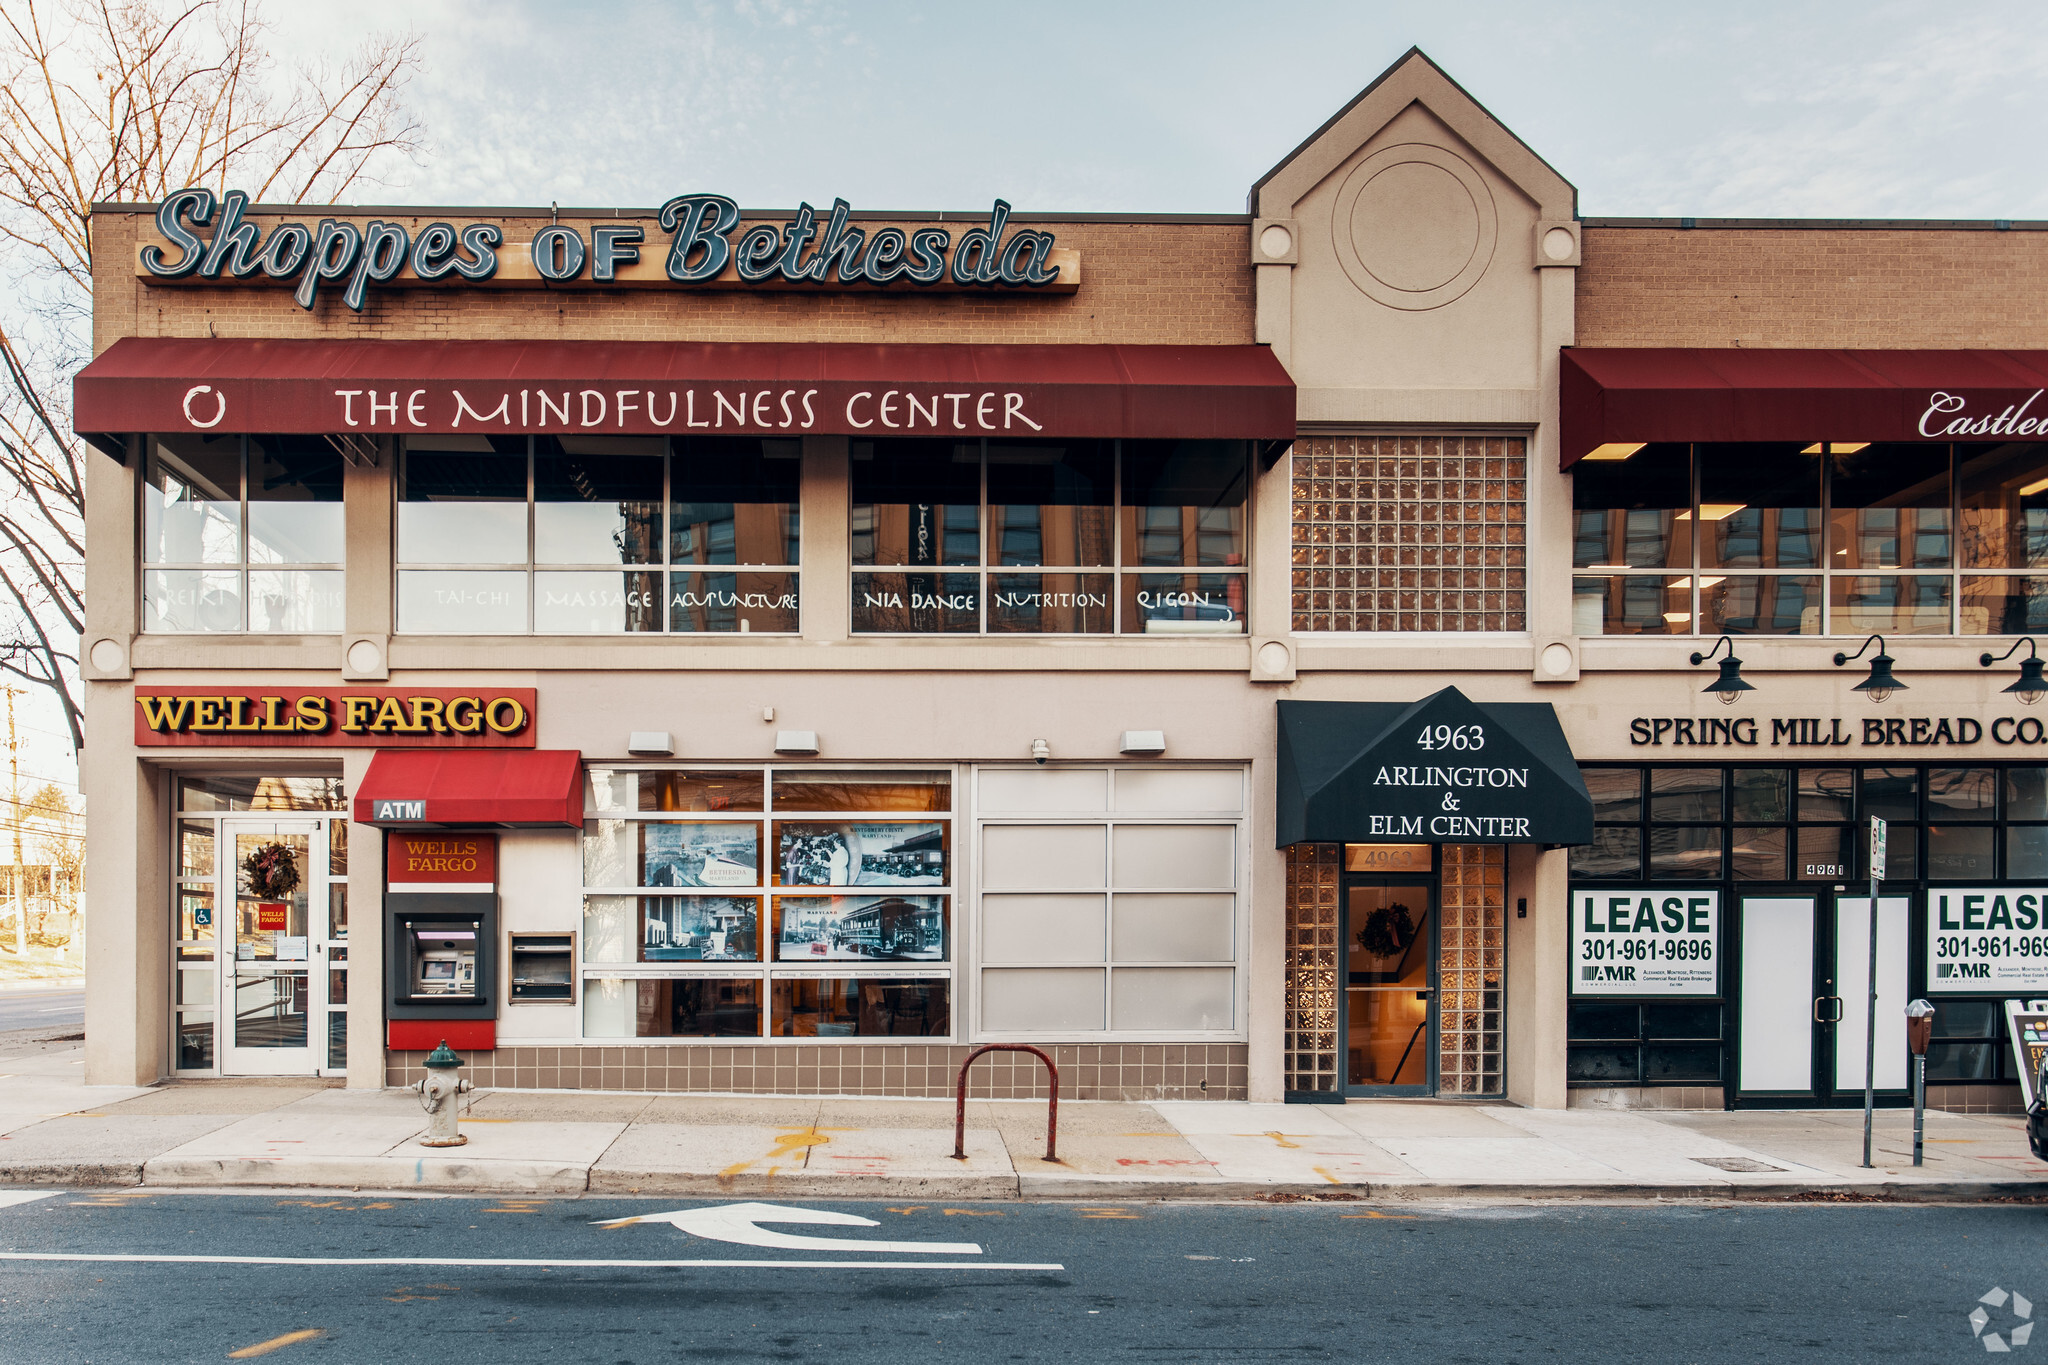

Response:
(983, 968), (1104, 1031)
(973, 766), (1248, 1041)
(982, 824), (1107, 890)
(978, 768), (1109, 814)
(1111, 967), (1235, 1031)
(981, 894), (1106, 964)
(1112, 824), (1236, 890)
(1113, 768), (1244, 814)
(1111, 894), (1234, 962)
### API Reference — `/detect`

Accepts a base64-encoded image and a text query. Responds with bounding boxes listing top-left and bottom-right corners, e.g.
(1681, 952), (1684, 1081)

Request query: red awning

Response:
(1560, 348), (2048, 468)
(73, 338), (1296, 454)
(354, 749), (584, 829)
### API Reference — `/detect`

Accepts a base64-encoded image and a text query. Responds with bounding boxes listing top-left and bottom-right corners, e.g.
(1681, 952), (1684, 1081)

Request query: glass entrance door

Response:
(1734, 892), (1909, 1106)
(218, 819), (336, 1077)
(1342, 880), (1436, 1094)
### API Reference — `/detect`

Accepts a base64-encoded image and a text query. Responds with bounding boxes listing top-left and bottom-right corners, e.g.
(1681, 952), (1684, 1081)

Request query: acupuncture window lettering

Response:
(579, 767), (953, 1041)
(396, 435), (799, 635)
(850, 437), (1249, 635)
(1571, 440), (2048, 636)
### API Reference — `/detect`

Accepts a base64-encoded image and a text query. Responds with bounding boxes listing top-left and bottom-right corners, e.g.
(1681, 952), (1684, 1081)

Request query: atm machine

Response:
(386, 893), (496, 1049)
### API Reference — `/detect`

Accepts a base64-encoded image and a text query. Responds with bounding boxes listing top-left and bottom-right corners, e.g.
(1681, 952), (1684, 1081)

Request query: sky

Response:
(267, 0), (2048, 219)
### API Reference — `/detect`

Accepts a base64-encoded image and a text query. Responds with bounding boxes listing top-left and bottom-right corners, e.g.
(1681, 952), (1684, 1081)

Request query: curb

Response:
(0, 1162), (142, 1186)
(143, 1156), (589, 1194)
(588, 1168), (1022, 1199)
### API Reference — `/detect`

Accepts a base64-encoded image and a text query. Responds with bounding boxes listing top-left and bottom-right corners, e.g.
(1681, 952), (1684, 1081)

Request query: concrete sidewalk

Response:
(2, 1044), (2042, 1200)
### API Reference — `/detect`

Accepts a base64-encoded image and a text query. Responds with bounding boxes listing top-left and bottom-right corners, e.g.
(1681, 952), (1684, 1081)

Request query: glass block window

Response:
(1438, 844), (1505, 1096)
(1291, 435), (1527, 632)
(1284, 843), (1341, 1094)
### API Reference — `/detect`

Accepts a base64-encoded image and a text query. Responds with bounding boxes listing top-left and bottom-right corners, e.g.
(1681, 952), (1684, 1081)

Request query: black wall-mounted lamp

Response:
(1980, 637), (2048, 705)
(1688, 635), (1755, 704)
(1833, 633), (1906, 703)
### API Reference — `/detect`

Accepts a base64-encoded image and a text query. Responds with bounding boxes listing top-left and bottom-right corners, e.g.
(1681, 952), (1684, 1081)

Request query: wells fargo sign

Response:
(133, 687), (535, 748)
(387, 832), (498, 890)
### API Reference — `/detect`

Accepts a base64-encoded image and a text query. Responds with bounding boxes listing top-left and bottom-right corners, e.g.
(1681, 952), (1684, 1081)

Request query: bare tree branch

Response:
(0, 0), (425, 752)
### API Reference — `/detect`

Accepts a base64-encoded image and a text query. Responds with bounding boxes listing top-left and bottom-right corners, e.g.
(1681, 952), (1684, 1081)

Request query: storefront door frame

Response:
(1730, 888), (1911, 1109)
(215, 817), (341, 1078)
(1340, 866), (1439, 1097)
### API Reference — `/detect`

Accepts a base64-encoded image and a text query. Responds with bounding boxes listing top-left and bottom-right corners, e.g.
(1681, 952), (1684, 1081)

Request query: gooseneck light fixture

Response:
(1980, 637), (2048, 705)
(1833, 634), (1906, 703)
(1688, 635), (1755, 704)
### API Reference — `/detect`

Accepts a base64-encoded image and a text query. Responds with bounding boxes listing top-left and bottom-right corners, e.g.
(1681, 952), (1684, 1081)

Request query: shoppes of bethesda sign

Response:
(136, 190), (1075, 310)
(1629, 715), (2048, 747)
(133, 687), (536, 748)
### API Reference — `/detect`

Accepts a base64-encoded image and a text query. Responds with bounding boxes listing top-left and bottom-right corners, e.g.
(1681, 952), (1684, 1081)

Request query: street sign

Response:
(1870, 817), (1887, 878)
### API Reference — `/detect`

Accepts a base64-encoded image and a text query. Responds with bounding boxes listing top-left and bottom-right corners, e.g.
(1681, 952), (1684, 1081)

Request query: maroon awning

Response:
(354, 749), (584, 829)
(1560, 348), (2048, 468)
(73, 338), (1296, 455)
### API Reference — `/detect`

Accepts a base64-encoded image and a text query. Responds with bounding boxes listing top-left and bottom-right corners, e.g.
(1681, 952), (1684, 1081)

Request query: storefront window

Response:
(397, 435), (800, 634)
(143, 435), (343, 633)
(1574, 763), (2048, 1090)
(1566, 440), (2044, 635)
(853, 438), (1246, 634)
(578, 767), (954, 1040)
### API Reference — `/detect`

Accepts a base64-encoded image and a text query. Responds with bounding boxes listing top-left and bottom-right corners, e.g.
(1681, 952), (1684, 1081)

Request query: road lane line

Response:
(227, 1328), (325, 1358)
(0, 1192), (58, 1210)
(0, 1252), (1063, 1270)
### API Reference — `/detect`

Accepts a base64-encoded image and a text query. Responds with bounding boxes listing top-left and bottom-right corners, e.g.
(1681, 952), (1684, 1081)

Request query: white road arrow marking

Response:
(592, 1201), (983, 1255)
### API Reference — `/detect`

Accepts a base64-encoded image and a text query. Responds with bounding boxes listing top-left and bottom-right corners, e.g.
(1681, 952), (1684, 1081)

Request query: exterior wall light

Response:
(1834, 633), (1906, 703)
(1688, 635), (1755, 704)
(1980, 637), (2048, 705)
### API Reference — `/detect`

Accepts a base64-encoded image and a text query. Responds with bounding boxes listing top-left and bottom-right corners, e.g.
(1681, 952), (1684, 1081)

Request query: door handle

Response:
(1813, 996), (1843, 1023)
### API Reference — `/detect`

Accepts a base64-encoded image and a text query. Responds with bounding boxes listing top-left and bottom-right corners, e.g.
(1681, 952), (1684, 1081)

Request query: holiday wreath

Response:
(1358, 902), (1415, 958)
(242, 841), (302, 900)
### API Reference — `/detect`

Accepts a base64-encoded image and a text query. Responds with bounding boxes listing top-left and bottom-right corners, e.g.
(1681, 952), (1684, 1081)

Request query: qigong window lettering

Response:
(579, 767), (953, 1041)
(851, 437), (1249, 635)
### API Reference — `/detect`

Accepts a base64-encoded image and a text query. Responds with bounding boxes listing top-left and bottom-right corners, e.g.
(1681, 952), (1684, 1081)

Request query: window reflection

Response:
(1699, 443), (1821, 569)
(534, 437), (663, 565)
(1572, 443), (1690, 569)
(1828, 443), (1951, 569)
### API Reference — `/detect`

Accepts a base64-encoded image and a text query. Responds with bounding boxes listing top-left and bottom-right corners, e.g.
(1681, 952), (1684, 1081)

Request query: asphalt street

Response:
(0, 985), (82, 1033)
(0, 1191), (2042, 1362)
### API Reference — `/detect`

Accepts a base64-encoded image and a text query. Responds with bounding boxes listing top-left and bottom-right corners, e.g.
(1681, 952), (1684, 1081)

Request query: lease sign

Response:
(1571, 890), (1720, 997)
(133, 687), (535, 748)
(1926, 888), (2048, 994)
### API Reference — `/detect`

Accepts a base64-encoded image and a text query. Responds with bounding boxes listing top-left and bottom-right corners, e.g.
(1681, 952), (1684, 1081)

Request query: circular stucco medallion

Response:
(1539, 642), (1575, 677)
(1256, 641), (1293, 675)
(1330, 144), (1498, 311)
(88, 638), (125, 673)
(1542, 226), (1577, 261)
(1257, 224), (1293, 259)
(346, 639), (384, 674)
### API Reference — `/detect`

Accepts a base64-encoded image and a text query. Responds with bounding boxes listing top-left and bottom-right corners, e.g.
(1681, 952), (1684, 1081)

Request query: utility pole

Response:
(5, 686), (20, 957)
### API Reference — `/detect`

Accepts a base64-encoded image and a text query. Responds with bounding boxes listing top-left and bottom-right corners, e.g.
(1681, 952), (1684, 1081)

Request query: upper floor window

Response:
(1572, 441), (2046, 636)
(396, 435), (799, 634)
(142, 434), (343, 633)
(1290, 434), (1527, 632)
(851, 438), (1247, 634)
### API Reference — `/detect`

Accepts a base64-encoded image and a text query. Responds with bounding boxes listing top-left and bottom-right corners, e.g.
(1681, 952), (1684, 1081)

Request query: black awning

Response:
(1276, 687), (1593, 847)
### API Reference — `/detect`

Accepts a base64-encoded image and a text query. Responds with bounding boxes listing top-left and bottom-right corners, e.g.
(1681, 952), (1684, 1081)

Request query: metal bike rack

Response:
(952, 1042), (1058, 1162)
